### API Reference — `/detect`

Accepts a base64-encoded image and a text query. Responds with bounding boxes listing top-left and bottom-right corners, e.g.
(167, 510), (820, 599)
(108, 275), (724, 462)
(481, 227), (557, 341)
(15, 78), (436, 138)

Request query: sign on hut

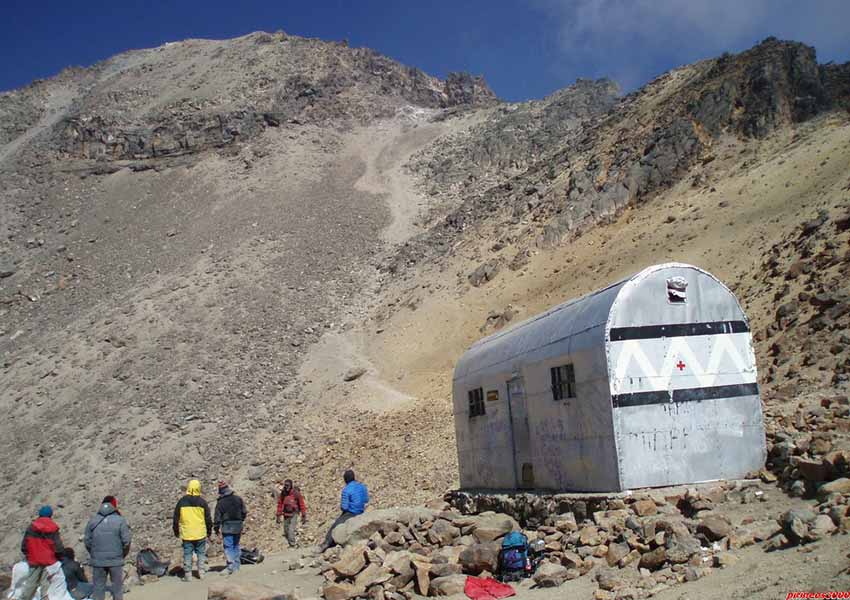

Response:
(452, 263), (766, 492)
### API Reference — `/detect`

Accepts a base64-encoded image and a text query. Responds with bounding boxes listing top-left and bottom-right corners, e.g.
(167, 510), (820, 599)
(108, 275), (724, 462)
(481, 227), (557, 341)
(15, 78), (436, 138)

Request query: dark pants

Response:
(93, 565), (123, 600)
(322, 511), (357, 550)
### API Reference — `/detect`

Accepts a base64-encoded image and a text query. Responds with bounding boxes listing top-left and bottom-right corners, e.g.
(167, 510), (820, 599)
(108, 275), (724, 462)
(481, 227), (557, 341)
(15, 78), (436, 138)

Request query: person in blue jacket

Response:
(319, 469), (368, 552)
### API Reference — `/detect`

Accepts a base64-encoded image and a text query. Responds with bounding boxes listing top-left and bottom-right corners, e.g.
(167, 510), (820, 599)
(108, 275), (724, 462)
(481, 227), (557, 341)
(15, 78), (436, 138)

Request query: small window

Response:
(551, 364), (576, 400)
(468, 388), (486, 417)
(666, 276), (688, 304)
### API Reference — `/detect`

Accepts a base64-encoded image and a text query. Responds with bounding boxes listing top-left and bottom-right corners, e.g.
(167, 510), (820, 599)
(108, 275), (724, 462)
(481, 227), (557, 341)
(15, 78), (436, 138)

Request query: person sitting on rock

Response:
(319, 469), (368, 552)
(60, 548), (93, 600)
(275, 479), (307, 548)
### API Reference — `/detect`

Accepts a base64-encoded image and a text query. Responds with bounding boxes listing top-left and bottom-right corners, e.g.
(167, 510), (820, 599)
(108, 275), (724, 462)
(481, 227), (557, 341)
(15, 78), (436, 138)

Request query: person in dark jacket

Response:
(84, 495), (132, 600)
(319, 470), (368, 552)
(61, 547), (94, 600)
(213, 481), (247, 575)
(275, 479), (307, 547)
(172, 479), (212, 581)
(19, 505), (65, 600)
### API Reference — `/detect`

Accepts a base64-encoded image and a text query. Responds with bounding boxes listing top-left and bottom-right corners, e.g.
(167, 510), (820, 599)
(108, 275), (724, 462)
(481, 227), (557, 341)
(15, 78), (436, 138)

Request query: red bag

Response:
(464, 576), (516, 600)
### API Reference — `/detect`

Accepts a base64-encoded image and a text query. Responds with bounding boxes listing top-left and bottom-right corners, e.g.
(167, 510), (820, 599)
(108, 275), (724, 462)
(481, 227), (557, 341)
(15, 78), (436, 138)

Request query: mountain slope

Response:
(0, 33), (848, 573)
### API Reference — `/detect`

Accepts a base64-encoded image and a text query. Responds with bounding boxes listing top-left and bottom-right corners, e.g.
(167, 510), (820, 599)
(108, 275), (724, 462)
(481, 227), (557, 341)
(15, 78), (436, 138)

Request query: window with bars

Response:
(468, 387), (485, 417)
(551, 364), (576, 400)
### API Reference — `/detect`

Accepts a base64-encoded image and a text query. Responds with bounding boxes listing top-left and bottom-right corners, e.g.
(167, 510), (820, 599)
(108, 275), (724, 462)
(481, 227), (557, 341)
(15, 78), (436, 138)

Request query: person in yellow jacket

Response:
(172, 480), (212, 581)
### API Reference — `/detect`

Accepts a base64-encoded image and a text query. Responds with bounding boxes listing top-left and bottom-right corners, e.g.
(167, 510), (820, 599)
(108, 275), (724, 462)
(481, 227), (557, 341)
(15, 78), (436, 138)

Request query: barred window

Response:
(468, 388), (485, 417)
(551, 364), (576, 400)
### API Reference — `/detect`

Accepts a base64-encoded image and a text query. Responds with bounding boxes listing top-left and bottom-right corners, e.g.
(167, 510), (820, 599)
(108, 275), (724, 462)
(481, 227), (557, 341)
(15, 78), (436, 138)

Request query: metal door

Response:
(507, 377), (534, 489)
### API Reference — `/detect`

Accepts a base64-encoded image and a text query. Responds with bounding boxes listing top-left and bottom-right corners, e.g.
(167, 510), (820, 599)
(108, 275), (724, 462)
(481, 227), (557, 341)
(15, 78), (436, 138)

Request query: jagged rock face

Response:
(689, 38), (830, 138)
(394, 39), (850, 275)
(50, 32), (497, 161)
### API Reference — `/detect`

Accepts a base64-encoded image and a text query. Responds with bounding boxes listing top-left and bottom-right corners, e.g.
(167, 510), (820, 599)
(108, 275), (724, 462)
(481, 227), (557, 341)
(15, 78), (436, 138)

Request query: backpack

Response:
(497, 532), (530, 581)
(135, 548), (170, 577)
(239, 547), (265, 565)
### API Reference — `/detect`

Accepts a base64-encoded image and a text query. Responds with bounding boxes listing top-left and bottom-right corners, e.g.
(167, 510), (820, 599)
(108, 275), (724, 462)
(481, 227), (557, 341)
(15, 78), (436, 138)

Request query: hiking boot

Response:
(198, 570), (206, 580)
(181, 575), (191, 582)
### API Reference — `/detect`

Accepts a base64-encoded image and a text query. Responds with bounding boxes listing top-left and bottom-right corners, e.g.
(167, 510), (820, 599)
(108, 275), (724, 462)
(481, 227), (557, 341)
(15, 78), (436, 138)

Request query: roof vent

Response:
(666, 276), (688, 304)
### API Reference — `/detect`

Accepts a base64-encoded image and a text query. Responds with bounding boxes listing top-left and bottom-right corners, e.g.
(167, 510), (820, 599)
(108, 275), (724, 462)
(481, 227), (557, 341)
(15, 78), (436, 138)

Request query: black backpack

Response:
(135, 548), (170, 577)
(239, 547), (265, 564)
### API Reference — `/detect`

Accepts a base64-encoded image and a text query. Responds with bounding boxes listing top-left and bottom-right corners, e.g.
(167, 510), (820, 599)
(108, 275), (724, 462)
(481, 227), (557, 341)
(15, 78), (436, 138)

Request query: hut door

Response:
(507, 376), (534, 489)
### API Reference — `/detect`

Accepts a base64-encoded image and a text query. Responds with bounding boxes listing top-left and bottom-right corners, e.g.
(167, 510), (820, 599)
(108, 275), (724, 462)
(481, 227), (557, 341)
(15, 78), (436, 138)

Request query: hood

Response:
(186, 479), (202, 496)
(31, 517), (59, 534)
(97, 503), (117, 517)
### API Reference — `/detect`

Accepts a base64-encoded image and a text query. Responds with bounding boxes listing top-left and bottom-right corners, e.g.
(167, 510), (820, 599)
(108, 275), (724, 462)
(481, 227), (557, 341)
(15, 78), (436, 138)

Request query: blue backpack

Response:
(498, 532), (530, 578)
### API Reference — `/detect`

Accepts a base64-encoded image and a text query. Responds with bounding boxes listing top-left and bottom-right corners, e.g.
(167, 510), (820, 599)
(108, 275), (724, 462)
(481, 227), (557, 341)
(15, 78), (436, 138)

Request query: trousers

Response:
(222, 533), (241, 573)
(92, 565), (123, 600)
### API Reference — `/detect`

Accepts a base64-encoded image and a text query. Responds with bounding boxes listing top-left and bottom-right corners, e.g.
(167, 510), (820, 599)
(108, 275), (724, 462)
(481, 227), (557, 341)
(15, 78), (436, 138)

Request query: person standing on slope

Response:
(18, 505), (66, 600)
(84, 496), (131, 600)
(275, 479), (307, 548)
(172, 480), (212, 581)
(319, 469), (368, 552)
(213, 481), (247, 575)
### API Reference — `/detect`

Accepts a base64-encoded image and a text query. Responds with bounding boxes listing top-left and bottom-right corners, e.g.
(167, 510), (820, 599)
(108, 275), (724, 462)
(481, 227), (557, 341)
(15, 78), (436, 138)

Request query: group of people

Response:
(8, 470), (369, 599)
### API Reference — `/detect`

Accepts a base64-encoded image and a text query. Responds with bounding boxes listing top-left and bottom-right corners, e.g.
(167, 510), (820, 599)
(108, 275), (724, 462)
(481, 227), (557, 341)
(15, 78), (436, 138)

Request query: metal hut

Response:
(452, 263), (766, 492)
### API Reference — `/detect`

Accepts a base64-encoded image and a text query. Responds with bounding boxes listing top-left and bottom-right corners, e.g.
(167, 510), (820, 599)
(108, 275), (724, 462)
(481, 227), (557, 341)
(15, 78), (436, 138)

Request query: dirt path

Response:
(0, 85), (74, 167)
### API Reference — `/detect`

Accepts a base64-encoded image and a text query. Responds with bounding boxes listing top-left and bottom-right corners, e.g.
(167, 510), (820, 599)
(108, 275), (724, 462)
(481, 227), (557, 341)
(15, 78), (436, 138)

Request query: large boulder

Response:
(322, 582), (363, 600)
(332, 542), (368, 578)
(665, 534), (702, 564)
(458, 543), (500, 574)
(470, 514), (518, 543)
(428, 519), (461, 546)
(533, 562), (576, 587)
(818, 478), (850, 500)
(697, 515), (733, 541)
(430, 574), (468, 596)
(208, 582), (293, 600)
(332, 508), (436, 546)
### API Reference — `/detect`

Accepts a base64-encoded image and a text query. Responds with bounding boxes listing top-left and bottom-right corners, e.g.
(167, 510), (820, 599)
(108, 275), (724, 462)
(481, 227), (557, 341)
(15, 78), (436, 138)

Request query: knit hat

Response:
(218, 481), (231, 495)
(38, 506), (53, 518)
(102, 496), (118, 508)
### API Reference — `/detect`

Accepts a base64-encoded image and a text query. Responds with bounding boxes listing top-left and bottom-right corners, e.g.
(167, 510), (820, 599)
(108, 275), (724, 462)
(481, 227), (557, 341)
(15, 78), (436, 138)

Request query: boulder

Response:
(593, 510), (630, 531)
(578, 526), (602, 546)
(554, 513), (578, 532)
(780, 508), (816, 544)
(332, 508), (435, 546)
(606, 542), (630, 567)
(809, 514), (837, 538)
(333, 542), (368, 578)
(665, 534), (701, 564)
(427, 519), (460, 546)
(595, 567), (640, 591)
(561, 550), (583, 570)
(429, 562), (462, 578)
(631, 500), (657, 517)
(796, 458), (830, 482)
(817, 478), (850, 500)
(412, 561), (431, 596)
(638, 547), (667, 571)
(532, 562), (571, 587)
(697, 515), (733, 541)
(208, 582), (293, 600)
(354, 564), (392, 590)
(430, 575), (467, 596)
(470, 515), (517, 542)
(458, 543), (500, 575)
(322, 582), (363, 600)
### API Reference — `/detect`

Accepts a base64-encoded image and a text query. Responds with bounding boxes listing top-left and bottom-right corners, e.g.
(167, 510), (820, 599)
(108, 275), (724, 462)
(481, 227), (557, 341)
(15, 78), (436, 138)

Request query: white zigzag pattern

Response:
(611, 333), (756, 393)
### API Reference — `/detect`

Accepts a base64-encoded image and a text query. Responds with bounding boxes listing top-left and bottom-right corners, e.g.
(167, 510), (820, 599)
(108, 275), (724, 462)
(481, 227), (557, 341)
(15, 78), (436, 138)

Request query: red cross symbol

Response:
(676, 360), (686, 371)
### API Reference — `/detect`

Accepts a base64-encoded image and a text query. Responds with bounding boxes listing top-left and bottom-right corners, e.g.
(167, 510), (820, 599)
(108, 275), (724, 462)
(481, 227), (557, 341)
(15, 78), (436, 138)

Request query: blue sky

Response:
(2, 0), (849, 101)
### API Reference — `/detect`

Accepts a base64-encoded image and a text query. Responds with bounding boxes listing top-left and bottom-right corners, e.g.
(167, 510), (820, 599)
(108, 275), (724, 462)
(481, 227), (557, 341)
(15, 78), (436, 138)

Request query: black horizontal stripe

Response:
(612, 382), (759, 408)
(609, 320), (749, 342)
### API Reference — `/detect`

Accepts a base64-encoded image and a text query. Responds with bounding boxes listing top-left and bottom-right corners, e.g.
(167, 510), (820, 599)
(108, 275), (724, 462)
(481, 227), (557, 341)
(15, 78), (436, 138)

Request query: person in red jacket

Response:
(19, 505), (66, 600)
(275, 480), (307, 547)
